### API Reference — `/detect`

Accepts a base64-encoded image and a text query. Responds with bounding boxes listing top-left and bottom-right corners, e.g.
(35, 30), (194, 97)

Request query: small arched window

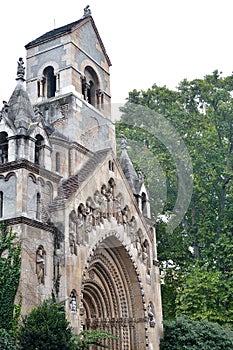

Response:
(141, 192), (147, 215)
(43, 66), (56, 98)
(35, 135), (44, 165)
(0, 132), (8, 164)
(36, 192), (41, 220)
(0, 191), (3, 217)
(108, 160), (114, 172)
(55, 152), (60, 172)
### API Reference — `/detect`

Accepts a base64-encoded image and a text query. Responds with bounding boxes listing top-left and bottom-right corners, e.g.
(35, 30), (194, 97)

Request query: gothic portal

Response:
(0, 7), (163, 349)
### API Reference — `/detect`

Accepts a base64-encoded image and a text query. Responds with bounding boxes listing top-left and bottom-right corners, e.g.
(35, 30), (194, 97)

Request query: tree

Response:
(0, 223), (21, 332)
(116, 71), (233, 324)
(160, 317), (233, 350)
(175, 264), (233, 326)
(0, 329), (17, 350)
(17, 297), (74, 350)
(73, 329), (118, 349)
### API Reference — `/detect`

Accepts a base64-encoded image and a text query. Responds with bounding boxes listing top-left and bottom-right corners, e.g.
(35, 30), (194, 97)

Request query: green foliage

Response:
(17, 297), (74, 350)
(0, 329), (17, 350)
(73, 329), (118, 349)
(176, 264), (233, 327)
(0, 223), (21, 331)
(160, 317), (233, 350)
(116, 70), (233, 324)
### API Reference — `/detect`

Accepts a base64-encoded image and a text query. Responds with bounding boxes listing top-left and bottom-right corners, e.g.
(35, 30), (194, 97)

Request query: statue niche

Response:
(69, 210), (77, 255)
(36, 245), (46, 284)
(77, 204), (85, 245)
(142, 239), (151, 275)
(70, 289), (77, 313)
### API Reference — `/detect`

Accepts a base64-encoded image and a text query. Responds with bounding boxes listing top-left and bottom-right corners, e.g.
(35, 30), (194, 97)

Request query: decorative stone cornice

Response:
(0, 216), (54, 232)
(0, 159), (61, 183)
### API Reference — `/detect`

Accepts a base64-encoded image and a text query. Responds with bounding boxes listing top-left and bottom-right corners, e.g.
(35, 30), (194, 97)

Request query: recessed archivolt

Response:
(83, 235), (145, 319)
(82, 293), (97, 319)
(83, 278), (110, 318)
(91, 264), (118, 316)
(83, 283), (104, 318)
(96, 246), (129, 318)
(88, 255), (121, 317)
(81, 235), (147, 349)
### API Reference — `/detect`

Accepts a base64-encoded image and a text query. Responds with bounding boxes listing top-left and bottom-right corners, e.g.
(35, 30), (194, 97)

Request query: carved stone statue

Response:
(122, 205), (130, 227)
(136, 237), (142, 256)
(70, 290), (77, 313)
(83, 5), (91, 17)
(36, 245), (45, 284)
(100, 185), (108, 219)
(69, 211), (77, 253)
(106, 184), (114, 220)
(129, 216), (137, 237)
(93, 191), (101, 225)
(142, 239), (151, 274)
(69, 231), (77, 255)
(120, 132), (128, 149)
(148, 302), (156, 327)
(17, 57), (25, 80)
(77, 207), (84, 245)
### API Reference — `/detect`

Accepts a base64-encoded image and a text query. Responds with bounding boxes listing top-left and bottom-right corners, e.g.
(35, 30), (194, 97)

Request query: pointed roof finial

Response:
(83, 5), (91, 17)
(120, 132), (128, 150)
(16, 57), (25, 81)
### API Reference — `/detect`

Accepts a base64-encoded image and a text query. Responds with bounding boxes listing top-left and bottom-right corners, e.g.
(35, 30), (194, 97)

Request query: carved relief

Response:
(70, 180), (153, 256)
(133, 232), (152, 275)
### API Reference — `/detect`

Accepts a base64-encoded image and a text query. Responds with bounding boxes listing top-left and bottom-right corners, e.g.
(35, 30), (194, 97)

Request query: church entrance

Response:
(81, 235), (147, 350)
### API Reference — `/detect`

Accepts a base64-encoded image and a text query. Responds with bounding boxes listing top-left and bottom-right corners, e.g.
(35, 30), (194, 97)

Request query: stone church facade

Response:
(0, 7), (163, 349)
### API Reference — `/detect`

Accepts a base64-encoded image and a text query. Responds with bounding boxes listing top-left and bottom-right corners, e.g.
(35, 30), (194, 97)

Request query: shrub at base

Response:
(160, 317), (233, 350)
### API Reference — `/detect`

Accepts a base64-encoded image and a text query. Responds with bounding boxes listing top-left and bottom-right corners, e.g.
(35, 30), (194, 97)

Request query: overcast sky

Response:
(0, 0), (232, 105)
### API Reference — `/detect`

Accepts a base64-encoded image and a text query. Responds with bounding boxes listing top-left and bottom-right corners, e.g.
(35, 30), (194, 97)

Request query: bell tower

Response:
(0, 7), (163, 349)
(25, 7), (114, 153)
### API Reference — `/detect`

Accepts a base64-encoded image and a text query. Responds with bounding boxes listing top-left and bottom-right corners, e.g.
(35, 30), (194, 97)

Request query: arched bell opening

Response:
(81, 66), (100, 108)
(43, 66), (56, 98)
(81, 235), (146, 350)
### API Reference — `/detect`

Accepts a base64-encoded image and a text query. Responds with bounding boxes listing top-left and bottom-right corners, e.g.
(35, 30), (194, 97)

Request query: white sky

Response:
(0, 0), (232, 105)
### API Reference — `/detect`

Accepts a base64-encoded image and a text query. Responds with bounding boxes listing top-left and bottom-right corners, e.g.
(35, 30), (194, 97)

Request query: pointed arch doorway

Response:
(81, 235), (147, 350)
